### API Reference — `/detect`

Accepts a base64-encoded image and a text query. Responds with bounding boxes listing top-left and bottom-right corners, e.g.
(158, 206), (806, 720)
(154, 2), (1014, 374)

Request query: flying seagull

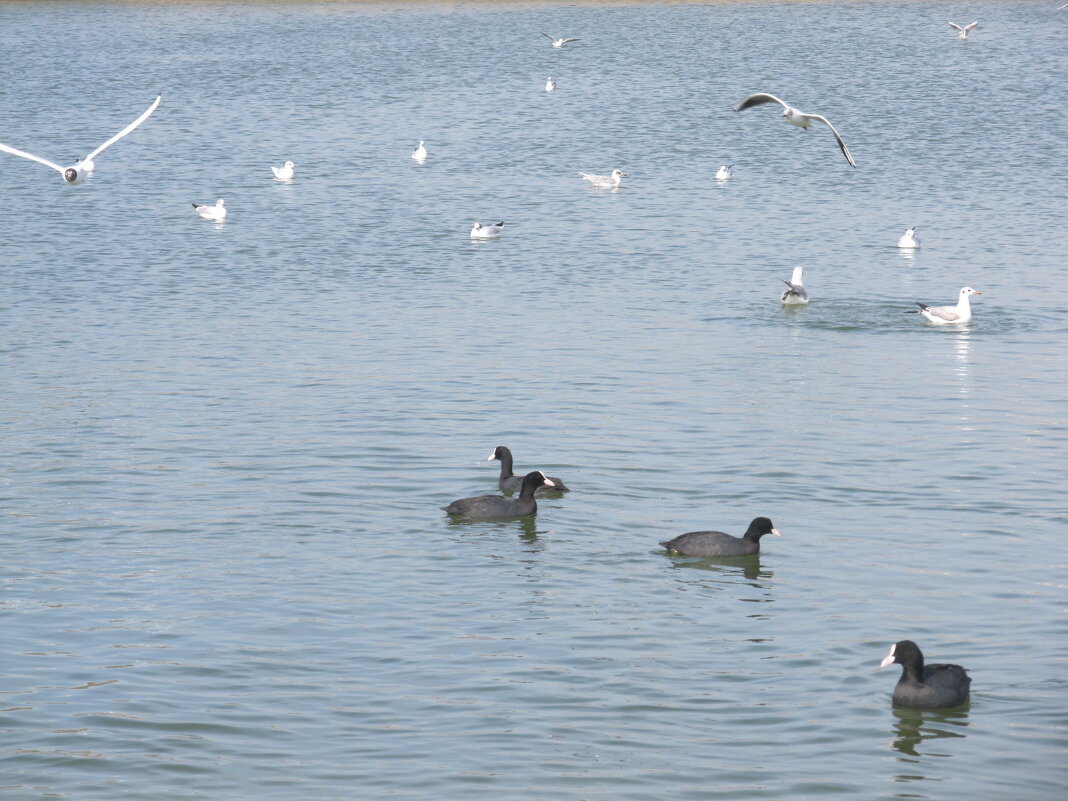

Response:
(542, 33), (579, 48)
(733, 92), (856, 168)
(906, 287), (981, 325)
(0, 93), (162, 184)
(948, 21), (979, 40)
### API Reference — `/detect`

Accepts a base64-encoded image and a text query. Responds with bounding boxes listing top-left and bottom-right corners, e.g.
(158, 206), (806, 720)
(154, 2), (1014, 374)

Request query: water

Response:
(1, 2), (1066, 799)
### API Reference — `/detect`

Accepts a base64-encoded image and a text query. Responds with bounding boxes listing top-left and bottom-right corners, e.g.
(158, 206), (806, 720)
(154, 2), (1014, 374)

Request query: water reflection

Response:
(899, 248), (916, 262)
(668, 554), (773, 584)
(890, 706), (970, 759)
(442, 512), (545, 542)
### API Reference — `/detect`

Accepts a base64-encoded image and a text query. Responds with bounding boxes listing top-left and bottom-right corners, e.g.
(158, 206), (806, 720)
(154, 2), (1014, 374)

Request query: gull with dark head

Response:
(733, 92), (856, 168)
(579, 168), (626, 189)
(542, 33), (579, 48)
(781, 266), (809, 305)
(471, 221), (504, 239)
(948, 21), (979, 40)
(0, 93), (162, 185)
(271, 161), (296, 181)
(906, 287), (981, 325)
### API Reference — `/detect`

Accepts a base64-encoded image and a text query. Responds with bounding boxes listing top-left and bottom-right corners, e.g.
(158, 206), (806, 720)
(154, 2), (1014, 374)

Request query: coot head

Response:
(746, 517), (781, 538)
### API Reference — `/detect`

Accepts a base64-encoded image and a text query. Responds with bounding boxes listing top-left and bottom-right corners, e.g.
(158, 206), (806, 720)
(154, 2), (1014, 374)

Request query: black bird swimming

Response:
(443, 470), (556, 520)
(880, 640), (971, 709)
(660, 517), (780, 557)
(487, 446), (569, 493)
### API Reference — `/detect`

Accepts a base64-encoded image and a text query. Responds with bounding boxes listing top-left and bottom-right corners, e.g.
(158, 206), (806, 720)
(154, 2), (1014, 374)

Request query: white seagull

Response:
(733, 93), (856, 168)
(545, 76), (556, 92)
(907, 287), (981, 325)
(543, 33), (579, 48)
(948, 21), (979, 40)
(781, 266), (809, 305)
(412, 141), (427, 162)
(0, 93), (162, 184)
(193, 199), (227, 221)
(271, 161), (296, 181)
(715, 164), (734, 181)
(579, 168), (627, 189)
(471, 221), (504, 239)
(897, 227), (921, 249)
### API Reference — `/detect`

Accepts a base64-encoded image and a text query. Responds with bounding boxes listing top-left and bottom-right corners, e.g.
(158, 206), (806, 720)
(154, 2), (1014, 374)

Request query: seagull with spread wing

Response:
(733, 92), (856, 168)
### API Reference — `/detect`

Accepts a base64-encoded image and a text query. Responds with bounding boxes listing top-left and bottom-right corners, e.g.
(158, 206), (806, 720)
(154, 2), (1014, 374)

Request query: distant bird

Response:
(411, 141), (427, 162)
(781, 266), (809, 305)
(880, 640), (971, 709)
(545, 76), (556, 92)
(543, 33), (579, 48)
(948, 21), (979, 40)
(661, 517), (781, 557)
(271, 161), (296, 181)
(192, 199), (226, 221)
(897, 227), (921, 249)
(0, 93), (162, 184)
(715, 164), (734, 181)
(579, 168), (627, 189)
(470, 221), (504, 239)
(442, 471), (556, 519)
(487, 446), (569, 494)
(733, 92), (856, 168)
(906, 286), (981, 325)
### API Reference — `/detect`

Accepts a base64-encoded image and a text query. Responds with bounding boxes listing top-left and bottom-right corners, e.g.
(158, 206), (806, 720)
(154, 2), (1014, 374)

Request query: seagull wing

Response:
(782, 281), (808, 299)
(917, 303), (960, 322)
(810, 114), (857, 167)
(948, 22), (964, 33)
(0, 141), (65, 174)
(542, 32), (556, 41)
(733, 93), (789, 112)
(560, 38), (580, 44)
(83, 93), (162, 162)
(963, 22), (979, 33)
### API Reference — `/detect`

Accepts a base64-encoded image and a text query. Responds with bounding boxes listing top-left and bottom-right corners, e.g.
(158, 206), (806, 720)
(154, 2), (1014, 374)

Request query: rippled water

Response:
(2, 2), (1066, 800)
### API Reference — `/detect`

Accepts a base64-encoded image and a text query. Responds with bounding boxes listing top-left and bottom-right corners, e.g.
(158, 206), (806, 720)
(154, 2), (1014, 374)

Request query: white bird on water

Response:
(471, 221), (504, 239)
(412, 141), (427, 162)
(193, 199), (226, 221)
(948, 21), (979, 40)
(907, 287), (981, 325)
(733, 92), (856, 168)
(715, 164), (734, 181)
(545, 76), (556, 92)
(0, 93), (161, 184)
(897, 227), (921, 249)
(543, 33), (579, 48)
(781, 266), (809, 305)
(271, 161), (296, 181)
(579, 168), (627, 189)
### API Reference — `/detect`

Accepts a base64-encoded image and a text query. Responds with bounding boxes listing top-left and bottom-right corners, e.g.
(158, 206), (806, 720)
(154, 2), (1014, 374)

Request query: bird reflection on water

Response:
(667, 554), (773, 585)
(890, 706), (970, 760)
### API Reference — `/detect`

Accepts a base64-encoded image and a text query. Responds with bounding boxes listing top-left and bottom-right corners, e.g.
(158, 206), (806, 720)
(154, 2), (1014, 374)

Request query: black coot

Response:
(443, 471), (556, 519)
(880, 640), (971, 709)
(488, 446), (569, 493)
(660, 517), (780, 557)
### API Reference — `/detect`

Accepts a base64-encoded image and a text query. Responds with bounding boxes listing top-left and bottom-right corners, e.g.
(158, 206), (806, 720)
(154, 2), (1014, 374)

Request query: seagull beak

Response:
(879, 654), (896, 668)
(972, 291), (982, 295)
(771, 528), (781, 537)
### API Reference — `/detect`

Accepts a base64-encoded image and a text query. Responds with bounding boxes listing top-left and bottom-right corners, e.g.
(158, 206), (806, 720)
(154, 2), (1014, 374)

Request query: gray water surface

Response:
(2, 2), (1066, 800)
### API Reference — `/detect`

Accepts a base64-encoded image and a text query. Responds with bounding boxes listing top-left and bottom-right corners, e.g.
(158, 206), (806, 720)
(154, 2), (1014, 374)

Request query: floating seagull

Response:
(545, 76), (556, 92)
(579, 168), (627, 189)
(471, 221), (504, 239)
(897, 226), (921, 249)
(948, 21), (979, 40)
(411, 140), (427, 162)
(906, 286), (981, 325)
(715, 164), (734, 181)
(0, 93), (161, 184)
(781, 266), (809, 305)
(542, 33), (579, 48)
(733, 92), (856, 168)
(193, 199), (226, 221)
(271, 161), (295, 181)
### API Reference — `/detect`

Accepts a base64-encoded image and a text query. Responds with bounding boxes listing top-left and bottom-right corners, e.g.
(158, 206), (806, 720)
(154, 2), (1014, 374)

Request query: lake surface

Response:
(1, 2), (1066, 799)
